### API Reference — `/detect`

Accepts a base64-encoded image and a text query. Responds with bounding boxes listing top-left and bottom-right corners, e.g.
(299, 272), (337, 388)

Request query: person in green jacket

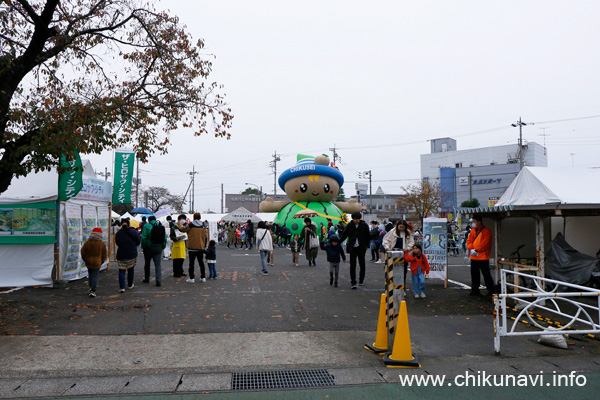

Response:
(141, 215), (167, 287)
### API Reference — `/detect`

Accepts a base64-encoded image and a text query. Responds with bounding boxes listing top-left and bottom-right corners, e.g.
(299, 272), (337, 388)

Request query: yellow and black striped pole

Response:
(385, 250), (405, 350)
(383, 249), (420, 368)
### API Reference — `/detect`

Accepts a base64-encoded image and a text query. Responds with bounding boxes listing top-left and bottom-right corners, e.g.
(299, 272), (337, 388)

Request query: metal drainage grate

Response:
(232, 369), (336, 390)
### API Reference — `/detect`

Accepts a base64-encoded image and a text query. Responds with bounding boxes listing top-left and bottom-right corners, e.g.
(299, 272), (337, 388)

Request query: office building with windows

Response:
(420, 138), (547, 211)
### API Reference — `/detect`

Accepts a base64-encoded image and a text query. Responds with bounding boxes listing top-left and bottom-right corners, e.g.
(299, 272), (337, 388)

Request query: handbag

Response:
(257, 230), (268, 246)
(309, 233), (319, 249)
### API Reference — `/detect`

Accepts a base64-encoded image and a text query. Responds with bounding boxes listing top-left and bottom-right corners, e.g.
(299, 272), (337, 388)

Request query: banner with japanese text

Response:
(422, 217), (447, 280)
(58, 151), (83, 201)
(112, 149), (135, 204)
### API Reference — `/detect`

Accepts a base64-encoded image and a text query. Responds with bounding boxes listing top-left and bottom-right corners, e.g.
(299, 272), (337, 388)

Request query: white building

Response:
(420, 138), (547, 210)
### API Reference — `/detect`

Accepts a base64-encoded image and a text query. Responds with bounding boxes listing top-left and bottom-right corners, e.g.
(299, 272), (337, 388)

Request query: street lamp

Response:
(245, 183), (263, 213)
(244, 182), (262, 201)
(358, 170), (372, 214)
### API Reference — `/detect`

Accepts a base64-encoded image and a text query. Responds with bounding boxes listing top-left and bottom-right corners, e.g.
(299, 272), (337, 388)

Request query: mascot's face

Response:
(284, 175), (339, 202)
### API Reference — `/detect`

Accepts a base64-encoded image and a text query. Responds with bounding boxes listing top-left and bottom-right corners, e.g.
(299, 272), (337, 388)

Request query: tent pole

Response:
(494, 218), (500, 285)
(107, 203), (112, 270)
(55, 201), (63, 282)
(535, 215), (545, 291)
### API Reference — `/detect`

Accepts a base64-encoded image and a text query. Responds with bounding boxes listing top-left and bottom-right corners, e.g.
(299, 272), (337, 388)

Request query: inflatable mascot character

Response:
(259, 154), (362, 238)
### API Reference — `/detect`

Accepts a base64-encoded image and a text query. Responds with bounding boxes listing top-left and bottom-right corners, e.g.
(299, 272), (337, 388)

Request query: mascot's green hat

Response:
(278, 154), (344, 191)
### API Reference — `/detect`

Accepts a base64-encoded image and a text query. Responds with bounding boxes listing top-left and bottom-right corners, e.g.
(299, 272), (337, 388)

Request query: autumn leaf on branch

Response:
(0, 0), (233, 193)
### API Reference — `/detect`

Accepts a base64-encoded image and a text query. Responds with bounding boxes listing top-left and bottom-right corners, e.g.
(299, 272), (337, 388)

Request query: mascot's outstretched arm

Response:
(333, 199), (362, 214)
(259, 197), (290, 212)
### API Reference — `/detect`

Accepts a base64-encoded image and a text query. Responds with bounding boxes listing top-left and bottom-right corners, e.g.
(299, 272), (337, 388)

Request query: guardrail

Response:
(493, 269), (600, 354)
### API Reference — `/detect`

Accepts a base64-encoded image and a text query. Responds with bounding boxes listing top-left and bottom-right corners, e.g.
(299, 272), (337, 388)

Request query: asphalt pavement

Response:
(1, 245), (599, 399)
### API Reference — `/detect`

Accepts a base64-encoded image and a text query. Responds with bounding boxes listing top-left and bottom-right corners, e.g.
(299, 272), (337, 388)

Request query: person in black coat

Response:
(338, 212), (371, 289)
(115, 220), (141, 292)
(369, 221), (381, 261)
(246, 220), (255, 249)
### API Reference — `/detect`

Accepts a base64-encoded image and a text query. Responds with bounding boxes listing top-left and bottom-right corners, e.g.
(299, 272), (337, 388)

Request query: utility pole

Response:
(221, 184), (224, 213)
(97, 167), (111, 181)
(538, 127), (550, 155)
(468, 171), (472, 200)
(329, 145), (339, 165)
(271, 151), (281, 197)
(511, 117), (529, 170)
(366, 170), (372, 214)
(188, 165), (198, 212)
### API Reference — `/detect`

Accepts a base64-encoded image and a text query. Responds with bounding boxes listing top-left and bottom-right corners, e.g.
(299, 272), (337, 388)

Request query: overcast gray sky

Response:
(87, 0), (600, 212)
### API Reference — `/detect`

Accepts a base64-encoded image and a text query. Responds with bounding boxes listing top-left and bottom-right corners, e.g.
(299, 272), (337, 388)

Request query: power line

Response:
(533, 114), (600, 124)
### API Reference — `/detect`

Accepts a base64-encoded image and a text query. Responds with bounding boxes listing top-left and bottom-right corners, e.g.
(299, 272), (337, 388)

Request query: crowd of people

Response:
(84, 211), (496, 300)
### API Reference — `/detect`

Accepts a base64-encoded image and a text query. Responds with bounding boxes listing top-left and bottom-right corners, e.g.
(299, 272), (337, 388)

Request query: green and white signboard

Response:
(112, 149), (135, 204)
(0, 202), (57, 244)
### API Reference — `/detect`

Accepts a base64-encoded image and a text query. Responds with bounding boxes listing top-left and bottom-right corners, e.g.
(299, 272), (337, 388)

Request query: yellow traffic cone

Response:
(383, 300), (420, 368)
(364, 293), (388, 355)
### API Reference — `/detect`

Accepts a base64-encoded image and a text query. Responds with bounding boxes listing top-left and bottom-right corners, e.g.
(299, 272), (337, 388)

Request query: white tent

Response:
(0, 169), (57, 203)
(199, 213), (227, 222)
(256, 212), (277, 222)
(120, 212), (134, 221)
(222, 207), (262, 223)
(464, 166), (600, 261)
(0, 161), (112, 288)
(497, 167), (600, 206)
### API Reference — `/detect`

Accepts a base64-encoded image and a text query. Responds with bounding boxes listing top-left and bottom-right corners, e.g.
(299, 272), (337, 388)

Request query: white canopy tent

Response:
(222, 207), (262, 223)
(196, 213), (227, 223)
(256, 212), (276, 222)
(497, 167), (600, 206)
(0, 161), (112, 288)
(120, 212), (134, 221)
(460, 166), (600, 282)
(0, 170), (57, 287)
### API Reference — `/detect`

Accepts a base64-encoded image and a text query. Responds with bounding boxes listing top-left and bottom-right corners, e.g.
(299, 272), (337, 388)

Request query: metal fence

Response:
(493, 269), (600, 354)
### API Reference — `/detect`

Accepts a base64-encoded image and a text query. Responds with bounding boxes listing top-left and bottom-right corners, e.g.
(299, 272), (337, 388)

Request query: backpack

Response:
(150, 222), (165, 245)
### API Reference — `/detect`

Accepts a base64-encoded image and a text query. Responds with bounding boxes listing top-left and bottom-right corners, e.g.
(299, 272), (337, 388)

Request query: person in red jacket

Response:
(466, 214), (495, 296)
(404, 244), (430, 299)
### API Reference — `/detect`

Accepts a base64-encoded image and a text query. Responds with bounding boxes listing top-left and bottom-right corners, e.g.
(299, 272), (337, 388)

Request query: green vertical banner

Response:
(58, 151), (83, 201)
(112, 149), (135, 204)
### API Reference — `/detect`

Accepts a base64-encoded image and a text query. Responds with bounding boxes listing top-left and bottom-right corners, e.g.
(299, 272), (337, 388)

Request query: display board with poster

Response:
(64, 203), (83, 280)
(96, 206), (110, 249)
(82, 206), (98, 240)
(0, 202), (57, 244)
(208, 221), (219, 244)
(422, 217), (448, 282)
(81, 206), (98, 270)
